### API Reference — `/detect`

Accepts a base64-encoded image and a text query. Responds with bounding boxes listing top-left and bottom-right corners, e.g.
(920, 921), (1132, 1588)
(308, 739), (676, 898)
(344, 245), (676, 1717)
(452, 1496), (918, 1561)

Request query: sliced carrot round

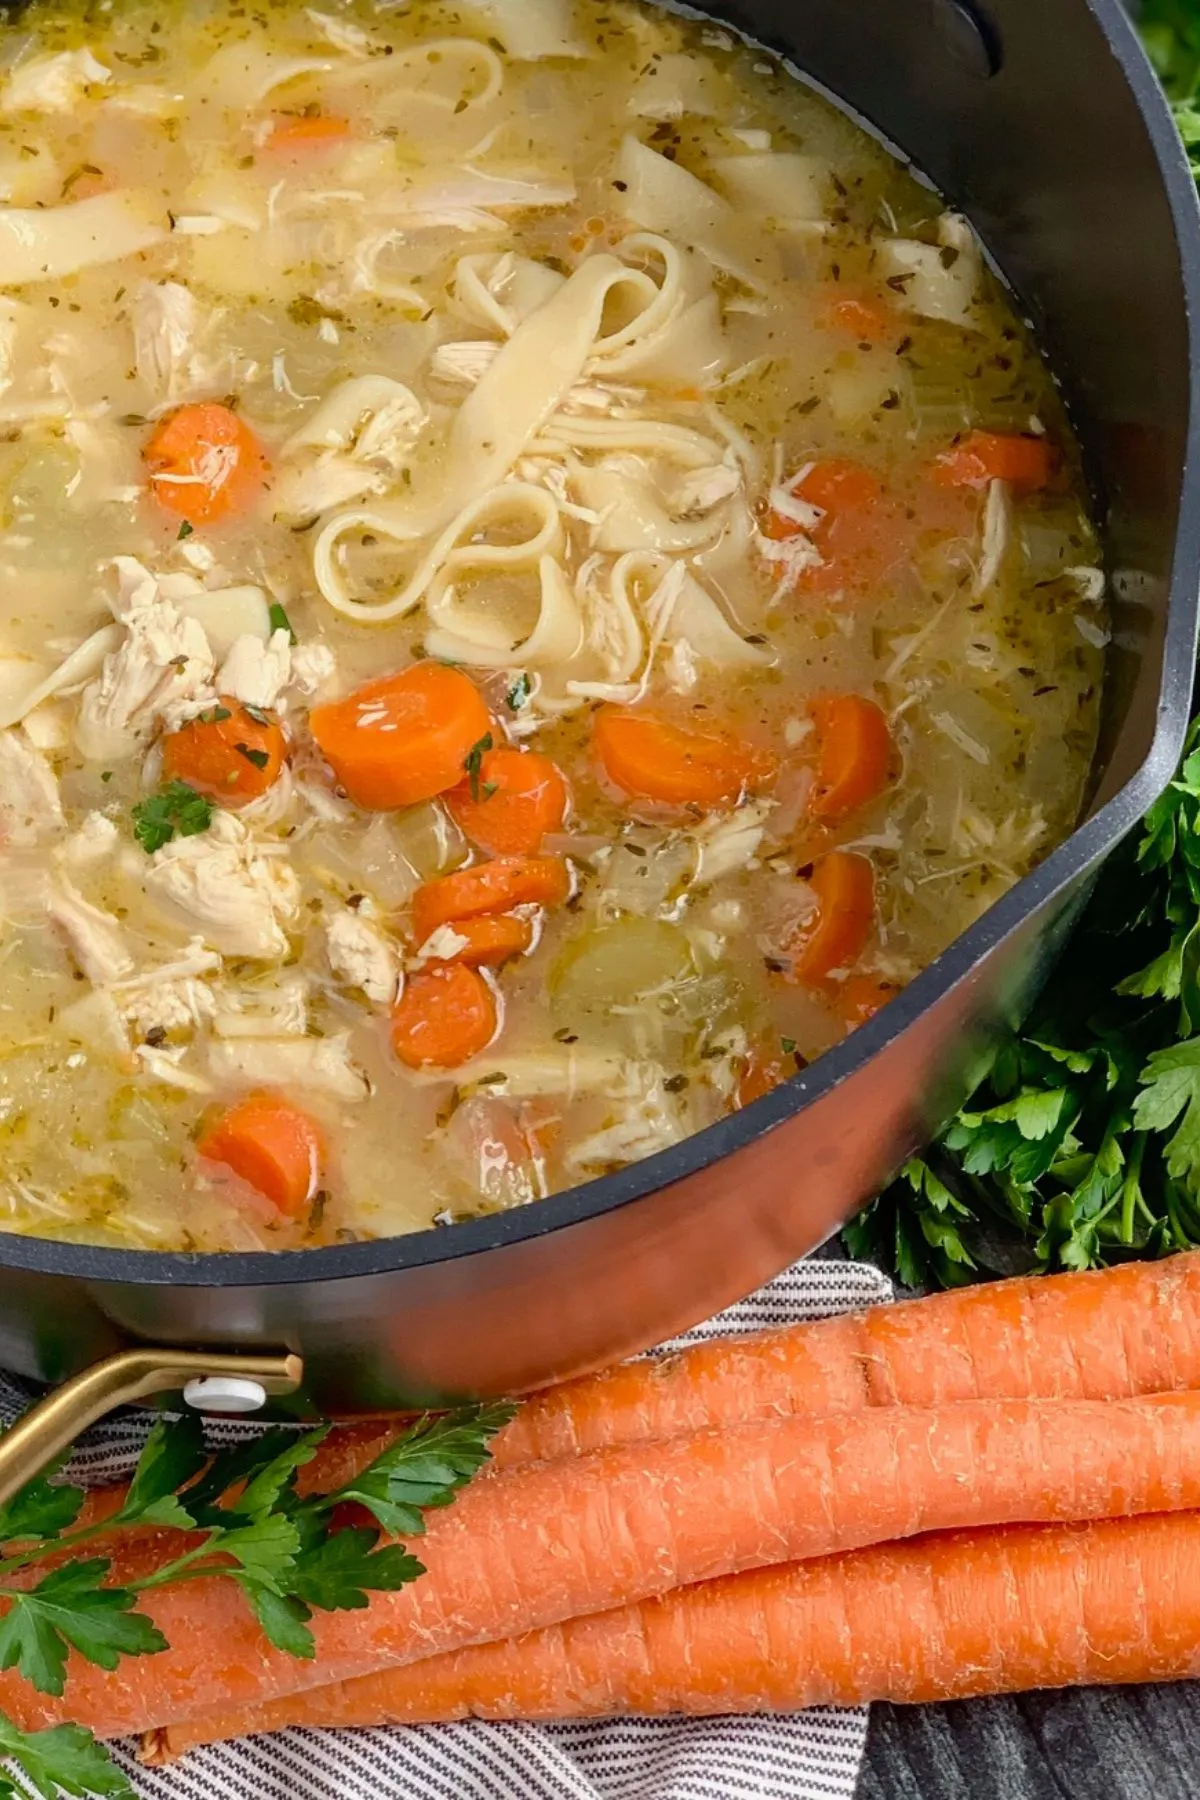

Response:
(796, 457), (885, 518)
(310, 664), (492, 811)
(834, 973), (900, 1028)
(145, 403), (271, 527)
(593, 708), (772, 809)
(933, 430), (1056, 491)
(162, 700), (286, 807)
(197, 1092), (324, 1218)
(787, 850), (876, 987)
(412, 856), (571, 946)
(818, 292), (901, 345)
(735, 1043), (788, 1109)
(266, 113), (352, 153)
(390, 964), (498, 1070)
(424, 913), (535, 968)
(446, 748), (568, 857)
(808, 694), (891, 822)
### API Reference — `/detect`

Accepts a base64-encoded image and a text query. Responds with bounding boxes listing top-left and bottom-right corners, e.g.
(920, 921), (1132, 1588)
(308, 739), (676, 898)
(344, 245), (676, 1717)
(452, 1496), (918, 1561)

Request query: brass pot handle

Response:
(0, 1350), (304, 1508)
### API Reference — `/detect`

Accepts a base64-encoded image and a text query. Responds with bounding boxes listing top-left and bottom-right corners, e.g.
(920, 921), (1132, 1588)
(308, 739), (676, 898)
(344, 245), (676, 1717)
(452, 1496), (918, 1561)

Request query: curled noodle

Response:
(313, 244), (715, 617)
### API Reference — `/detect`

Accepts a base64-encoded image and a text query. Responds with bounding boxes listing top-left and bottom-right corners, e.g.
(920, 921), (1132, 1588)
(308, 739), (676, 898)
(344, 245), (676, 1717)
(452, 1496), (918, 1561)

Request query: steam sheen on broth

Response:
(0, 0), (1104, 1250)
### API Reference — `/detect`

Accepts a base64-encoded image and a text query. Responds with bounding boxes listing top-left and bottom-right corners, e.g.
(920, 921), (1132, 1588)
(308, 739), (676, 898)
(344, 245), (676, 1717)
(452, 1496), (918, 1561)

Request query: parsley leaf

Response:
(268, 601), (298, 643)
(462, 733), (494, 804)
(221, 1427), (328, 1523)
(176, 520), (194, 541)
(1132, 1039), (1200, 1194)
(318, 1403), (516, 1538)
(0, 1720), (135, 1800)
(131, 782), (213, 855)
(0, 1457), (83, 1547)
(195, 705), (232, 726)
(111, 1415), (205, 1530)
(205, 1516), (302, 1592)
(178, 1426), (326, 1527)
(506, 672), (531, 711)
(285, 1527), (423, 1612)
(235, 1582), (315, 1659)
(0, 1562), (166, 1696)
(236, 743), (270, 770)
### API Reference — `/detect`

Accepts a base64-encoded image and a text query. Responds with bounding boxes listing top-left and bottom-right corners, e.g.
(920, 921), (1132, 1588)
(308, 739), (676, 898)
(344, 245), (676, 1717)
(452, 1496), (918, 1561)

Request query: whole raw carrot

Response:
(287, 1251), (1200, 1490)
(146, 1510), (1200, 1751)
(16, 1392), (1200, 1738)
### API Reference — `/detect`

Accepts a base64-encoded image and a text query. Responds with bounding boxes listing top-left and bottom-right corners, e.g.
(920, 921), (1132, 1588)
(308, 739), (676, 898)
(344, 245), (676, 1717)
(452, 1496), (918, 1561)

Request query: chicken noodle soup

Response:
(0, 0), (1104, 1249)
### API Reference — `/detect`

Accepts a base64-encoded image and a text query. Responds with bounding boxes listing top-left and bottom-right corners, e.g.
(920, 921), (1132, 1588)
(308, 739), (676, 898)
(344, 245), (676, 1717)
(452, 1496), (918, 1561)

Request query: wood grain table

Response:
(857, 1668), (1200, 1792)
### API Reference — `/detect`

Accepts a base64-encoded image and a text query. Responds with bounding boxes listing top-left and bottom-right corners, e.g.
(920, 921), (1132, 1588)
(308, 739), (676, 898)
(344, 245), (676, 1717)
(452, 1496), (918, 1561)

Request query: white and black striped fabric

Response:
(1, 1257), (891, 1800)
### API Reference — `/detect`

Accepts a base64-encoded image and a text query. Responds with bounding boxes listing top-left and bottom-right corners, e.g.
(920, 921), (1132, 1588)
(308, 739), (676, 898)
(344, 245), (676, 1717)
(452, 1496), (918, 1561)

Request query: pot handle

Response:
(0, 1349), (304, 1508)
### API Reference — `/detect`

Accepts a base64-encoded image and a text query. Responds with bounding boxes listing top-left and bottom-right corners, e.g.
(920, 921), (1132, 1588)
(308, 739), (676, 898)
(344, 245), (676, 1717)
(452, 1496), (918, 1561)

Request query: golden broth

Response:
(0, 0), (1104, 1249)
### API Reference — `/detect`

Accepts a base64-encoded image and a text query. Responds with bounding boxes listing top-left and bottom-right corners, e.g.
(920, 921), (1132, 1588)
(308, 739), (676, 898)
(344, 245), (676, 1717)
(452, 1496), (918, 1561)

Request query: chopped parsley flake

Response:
(268, 602), (297, 644)
(131, 782), (213, 855)
(463, 732), (494, 802)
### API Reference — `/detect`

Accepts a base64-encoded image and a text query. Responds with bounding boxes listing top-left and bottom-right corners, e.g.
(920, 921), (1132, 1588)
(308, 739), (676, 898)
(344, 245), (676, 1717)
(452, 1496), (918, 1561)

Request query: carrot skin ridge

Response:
(18, 1389), (1200, 1737)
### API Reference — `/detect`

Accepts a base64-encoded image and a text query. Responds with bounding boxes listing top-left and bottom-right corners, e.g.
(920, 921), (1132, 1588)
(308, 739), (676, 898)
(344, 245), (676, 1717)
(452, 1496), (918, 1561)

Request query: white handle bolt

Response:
(182, 1376), (269, 1414)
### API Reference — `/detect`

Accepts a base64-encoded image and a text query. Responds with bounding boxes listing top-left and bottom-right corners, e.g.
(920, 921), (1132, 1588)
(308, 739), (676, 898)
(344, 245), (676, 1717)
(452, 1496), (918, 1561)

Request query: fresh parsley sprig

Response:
(0, 1401), (512, 1796)
(1142, 0), (1200, 181)
(847, 720), (1200, 1286)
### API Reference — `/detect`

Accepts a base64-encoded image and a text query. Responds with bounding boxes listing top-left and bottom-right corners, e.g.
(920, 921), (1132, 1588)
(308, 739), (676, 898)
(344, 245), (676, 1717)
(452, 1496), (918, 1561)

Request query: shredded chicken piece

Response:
(274, 379), (427, 521)
(218, 629), (293, 711)
(45, 879), (133, 984)
(975, 479), (1012, 596)
(108, 939), (222, 1037)
(57, 811), (119, 867)
(672, 463), (741, 516)
(290, 642), (336, 696)
(327, 907), (400, 1004)
(76, 558), (215, 762)
(136, 1042), (213, 1092)
(124, 978), (216, 1037)
(754, 528), (823, 603)
(0, 730), (63, 845)
(2, 49), (110, 113)
(206, 1032), (371, 1100)
(139, 811), (299, 958)
(415, 924), (473, 964)
(211, 975), (309, 1038)
(564, 1063), (687, 1171)
(691, 799), (774, 884)
(429, 339), (500, 386)
(131, 280), (224, 406)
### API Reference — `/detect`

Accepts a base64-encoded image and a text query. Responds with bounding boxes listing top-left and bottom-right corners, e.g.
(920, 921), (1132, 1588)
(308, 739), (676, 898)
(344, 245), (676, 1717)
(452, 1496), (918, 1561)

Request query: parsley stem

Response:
(125, 1538), (233, 1592)
(0, 1518), (125, 1574)
(1119, 1134), (1147, 1244)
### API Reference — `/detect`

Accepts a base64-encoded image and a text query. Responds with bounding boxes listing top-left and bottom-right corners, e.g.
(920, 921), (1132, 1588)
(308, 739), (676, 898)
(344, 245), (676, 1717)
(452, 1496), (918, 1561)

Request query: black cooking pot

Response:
(1, 0), (1198, 1474)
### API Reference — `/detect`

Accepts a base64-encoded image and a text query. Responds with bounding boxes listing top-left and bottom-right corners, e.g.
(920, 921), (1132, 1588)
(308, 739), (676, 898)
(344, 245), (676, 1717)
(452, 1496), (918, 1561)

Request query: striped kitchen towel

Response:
(0, 1255), (892, 1800)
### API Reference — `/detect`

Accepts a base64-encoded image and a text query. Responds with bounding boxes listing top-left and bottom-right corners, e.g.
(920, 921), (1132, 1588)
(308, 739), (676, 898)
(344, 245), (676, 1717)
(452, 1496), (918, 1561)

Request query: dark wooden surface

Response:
(858, 1686), (1200, 1797)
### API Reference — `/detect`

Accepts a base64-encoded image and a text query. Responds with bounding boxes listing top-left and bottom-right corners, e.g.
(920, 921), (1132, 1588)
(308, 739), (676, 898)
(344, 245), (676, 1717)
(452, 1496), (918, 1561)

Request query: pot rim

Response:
(9, 0), (1200, 1292)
